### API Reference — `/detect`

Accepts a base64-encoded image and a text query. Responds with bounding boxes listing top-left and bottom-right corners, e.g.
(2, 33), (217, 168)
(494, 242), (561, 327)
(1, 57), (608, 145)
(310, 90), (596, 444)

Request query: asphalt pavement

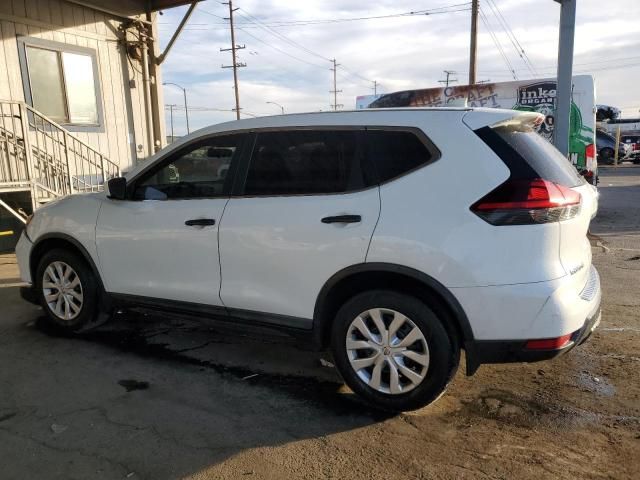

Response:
(0, 166), (638, 479)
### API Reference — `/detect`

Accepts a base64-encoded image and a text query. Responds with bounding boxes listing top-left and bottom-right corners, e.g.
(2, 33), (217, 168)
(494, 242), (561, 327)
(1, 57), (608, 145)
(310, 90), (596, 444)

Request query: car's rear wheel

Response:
(35, 249), (102, 333)
(330, 290), (458, 411)
(598, 147), (615, 164)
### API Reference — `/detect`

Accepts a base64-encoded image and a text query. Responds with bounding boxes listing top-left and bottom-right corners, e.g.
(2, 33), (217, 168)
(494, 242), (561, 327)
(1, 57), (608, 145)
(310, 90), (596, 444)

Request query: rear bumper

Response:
(469, 300), (601, 365)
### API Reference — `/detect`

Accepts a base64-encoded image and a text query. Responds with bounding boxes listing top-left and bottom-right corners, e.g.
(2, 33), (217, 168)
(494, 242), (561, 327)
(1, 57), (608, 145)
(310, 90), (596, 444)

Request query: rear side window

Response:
(481, 125), (584, 187)
(243, 130), (373, 195)
(366, 130), (435, 183)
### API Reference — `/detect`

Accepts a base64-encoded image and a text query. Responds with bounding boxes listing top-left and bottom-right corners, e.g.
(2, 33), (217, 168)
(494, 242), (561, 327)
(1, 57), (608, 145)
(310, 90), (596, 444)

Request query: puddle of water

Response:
(451, 386), (633, 431)
(31, 315), (394, 420)
(0, 412), (17, 423)
(575, 372), (616, 397)
(118, 379), (150, 392)
(455, 389), (553, 428)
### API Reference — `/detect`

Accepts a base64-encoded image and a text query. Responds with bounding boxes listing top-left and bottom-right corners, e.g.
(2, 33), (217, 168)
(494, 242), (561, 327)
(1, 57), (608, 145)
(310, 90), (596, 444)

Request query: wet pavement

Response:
(0, 166), (638, 479)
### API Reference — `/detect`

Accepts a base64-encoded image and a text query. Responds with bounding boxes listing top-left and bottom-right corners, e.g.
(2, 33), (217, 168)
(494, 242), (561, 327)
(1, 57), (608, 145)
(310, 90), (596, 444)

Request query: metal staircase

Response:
(0, 100), (119, 224)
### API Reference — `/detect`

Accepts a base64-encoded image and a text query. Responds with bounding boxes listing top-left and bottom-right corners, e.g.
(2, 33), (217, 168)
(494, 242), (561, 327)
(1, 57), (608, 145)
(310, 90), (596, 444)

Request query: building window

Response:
(18, 37), (103, 130)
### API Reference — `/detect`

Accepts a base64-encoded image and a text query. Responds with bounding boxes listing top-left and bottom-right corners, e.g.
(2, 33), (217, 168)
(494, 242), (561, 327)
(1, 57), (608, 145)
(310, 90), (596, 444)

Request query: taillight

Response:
(585, 143), (596, 173)
(585, 143), (596, 160)
(471, 178), (581, 225)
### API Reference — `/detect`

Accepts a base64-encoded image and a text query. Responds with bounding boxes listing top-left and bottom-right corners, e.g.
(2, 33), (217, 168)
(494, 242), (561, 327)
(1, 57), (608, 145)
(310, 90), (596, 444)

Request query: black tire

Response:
(330, 290), (459, 411)
(35, 248), (103, 333)
(598, 147), (614, 165)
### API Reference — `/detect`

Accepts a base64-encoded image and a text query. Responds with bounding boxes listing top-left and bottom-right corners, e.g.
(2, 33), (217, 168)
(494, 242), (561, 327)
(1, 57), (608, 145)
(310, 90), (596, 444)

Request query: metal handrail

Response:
(21, 102), (117, 169)
(0, 100), (120, 209)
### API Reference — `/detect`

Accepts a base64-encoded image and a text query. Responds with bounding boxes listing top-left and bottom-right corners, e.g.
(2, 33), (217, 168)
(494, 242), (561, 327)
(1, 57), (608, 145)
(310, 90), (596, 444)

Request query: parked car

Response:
(621, 134), (640, 163)
(596, 129), (629, 164)
(15, 108), (601, 411)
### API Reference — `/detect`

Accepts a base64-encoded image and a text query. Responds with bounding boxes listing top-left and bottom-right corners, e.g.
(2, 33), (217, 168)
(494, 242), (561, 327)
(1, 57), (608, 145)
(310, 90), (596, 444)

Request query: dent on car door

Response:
(218, 129), (381, 325)
(95, 134), (247, 306)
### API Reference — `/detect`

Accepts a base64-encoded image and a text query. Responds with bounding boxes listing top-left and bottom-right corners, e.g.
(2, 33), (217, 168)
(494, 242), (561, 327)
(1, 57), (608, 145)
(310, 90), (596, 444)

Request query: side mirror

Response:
(107, 177), (127, 200)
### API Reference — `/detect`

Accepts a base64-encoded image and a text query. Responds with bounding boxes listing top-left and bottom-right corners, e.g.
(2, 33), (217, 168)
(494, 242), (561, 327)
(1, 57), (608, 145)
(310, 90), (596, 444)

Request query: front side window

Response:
(243, 130), (372, 196)
(19, 39), (101, 126)
(134, 136), (242, 200)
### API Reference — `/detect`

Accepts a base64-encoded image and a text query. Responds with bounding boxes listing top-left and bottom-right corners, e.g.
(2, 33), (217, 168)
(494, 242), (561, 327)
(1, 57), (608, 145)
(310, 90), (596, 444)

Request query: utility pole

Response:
(469, 0), (479, 85)
(330, 58), (343, 111)
(221, 0), (246, 120)
(554, 0), (576, 156)
(439, 70), (458, 88)
(372, 80), (378, 95)
(166, 104), (177, 142)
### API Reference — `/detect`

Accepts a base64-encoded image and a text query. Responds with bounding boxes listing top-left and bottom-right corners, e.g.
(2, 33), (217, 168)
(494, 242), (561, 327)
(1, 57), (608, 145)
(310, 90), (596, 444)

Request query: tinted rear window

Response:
(491, 125), (584, 187)
(366, 130), (435, 183)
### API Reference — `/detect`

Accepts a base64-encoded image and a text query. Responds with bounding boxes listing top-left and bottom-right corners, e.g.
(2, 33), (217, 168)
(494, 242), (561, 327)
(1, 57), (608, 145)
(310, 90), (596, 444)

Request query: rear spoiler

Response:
(462, 110), (544, 131)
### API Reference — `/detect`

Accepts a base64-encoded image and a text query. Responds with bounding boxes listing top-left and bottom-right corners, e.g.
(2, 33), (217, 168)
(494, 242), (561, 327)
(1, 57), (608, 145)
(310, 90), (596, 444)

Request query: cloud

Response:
(159, 0), (640, 133)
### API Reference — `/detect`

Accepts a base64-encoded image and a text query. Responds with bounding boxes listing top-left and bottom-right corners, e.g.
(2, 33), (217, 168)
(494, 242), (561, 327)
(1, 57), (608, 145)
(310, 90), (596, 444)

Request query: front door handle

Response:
(185, 218), (216, 227)
(321, 215), (362, 224)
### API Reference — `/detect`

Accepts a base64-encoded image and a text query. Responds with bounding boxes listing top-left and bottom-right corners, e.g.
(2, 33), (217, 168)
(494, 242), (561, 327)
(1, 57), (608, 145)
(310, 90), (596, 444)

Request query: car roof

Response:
(124, 107), (519, 179)
(185, 107), (518, 136)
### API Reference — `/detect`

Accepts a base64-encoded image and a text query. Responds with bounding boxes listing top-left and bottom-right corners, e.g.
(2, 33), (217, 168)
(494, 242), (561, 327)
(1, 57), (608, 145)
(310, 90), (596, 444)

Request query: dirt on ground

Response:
(0, 167), (638, 479)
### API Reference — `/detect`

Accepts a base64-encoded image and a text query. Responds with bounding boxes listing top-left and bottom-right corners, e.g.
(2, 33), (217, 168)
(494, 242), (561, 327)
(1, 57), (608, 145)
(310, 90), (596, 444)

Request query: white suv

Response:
(16, 108), (601, 411)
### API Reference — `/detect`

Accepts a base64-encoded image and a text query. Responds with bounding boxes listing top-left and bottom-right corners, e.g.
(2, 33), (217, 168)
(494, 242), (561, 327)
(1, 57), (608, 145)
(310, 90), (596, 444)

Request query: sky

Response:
(158, 0), (640, 136)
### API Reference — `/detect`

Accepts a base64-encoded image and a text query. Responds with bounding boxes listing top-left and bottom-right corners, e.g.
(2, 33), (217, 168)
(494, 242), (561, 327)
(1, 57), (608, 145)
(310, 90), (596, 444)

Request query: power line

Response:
(234, 5), (375, 88)
(235, 26), (328, 70)
(487, 0), (537, 74)
(454, 54), (640, 76)
(197, 3), (472, 28)
(236, 9), (331, 62)
(339, 64), (374, 85)
(458, 60), (640, 79)
(479, 7), (517, 80)
(536, 55), (640, 70)
(485, 0), (537, 77)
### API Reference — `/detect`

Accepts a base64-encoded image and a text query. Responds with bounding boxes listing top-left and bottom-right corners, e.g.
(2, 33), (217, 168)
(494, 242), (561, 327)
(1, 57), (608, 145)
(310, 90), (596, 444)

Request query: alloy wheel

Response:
(346, 308), (430, 395)
(42, 261), (84, 321)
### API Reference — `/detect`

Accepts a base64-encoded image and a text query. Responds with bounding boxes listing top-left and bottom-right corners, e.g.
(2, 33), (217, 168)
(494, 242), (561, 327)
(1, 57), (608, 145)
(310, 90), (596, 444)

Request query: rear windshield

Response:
(492, 124), (584, 187)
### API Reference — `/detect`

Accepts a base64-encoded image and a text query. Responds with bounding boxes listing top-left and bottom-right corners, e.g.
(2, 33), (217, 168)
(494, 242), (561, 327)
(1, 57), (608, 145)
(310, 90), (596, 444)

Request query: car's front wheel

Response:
(35, 249), (102, 333)
(330, 290), (459, 411)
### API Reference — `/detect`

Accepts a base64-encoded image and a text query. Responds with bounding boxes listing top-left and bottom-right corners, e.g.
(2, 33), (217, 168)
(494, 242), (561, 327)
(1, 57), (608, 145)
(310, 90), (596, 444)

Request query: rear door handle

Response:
(185, 218), (216, 227)
(321, 215), (361, 224)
